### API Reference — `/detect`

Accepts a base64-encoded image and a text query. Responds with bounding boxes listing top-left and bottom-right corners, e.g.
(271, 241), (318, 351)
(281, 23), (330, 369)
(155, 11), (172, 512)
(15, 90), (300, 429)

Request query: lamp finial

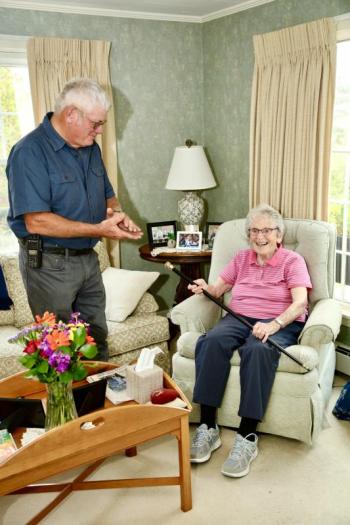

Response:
(185, 139), (193, 148)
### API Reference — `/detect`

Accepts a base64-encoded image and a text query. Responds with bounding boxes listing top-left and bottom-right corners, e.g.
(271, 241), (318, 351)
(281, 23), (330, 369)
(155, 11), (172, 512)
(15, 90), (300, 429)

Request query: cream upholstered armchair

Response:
(171, 218), (342, 444)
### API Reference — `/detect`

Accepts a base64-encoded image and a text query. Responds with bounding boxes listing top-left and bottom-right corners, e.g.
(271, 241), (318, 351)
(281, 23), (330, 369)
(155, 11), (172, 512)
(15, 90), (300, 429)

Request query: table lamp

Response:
(166, 139), (216, 231)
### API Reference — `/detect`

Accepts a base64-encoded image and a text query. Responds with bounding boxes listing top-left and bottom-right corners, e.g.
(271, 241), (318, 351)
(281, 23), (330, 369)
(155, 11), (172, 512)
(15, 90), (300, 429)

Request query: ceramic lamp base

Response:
(178, 191), (204, 230)
(183, 224), (199, 232)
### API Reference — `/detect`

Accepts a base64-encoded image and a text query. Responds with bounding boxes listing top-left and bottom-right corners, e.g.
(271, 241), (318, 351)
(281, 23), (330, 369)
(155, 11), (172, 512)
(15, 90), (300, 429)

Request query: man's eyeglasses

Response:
(248, 227), (279, 236)
(75, 108), (107, 130)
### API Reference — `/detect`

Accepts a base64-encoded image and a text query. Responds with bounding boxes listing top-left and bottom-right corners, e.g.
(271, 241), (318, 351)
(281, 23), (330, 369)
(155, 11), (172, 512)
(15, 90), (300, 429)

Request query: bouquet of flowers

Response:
(9, 311), (97, 384)
(10, 311), (98, 429)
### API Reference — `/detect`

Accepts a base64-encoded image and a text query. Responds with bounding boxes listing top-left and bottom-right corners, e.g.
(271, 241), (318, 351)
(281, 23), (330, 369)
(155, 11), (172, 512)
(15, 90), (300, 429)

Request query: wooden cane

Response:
(164, 261), (310, 372)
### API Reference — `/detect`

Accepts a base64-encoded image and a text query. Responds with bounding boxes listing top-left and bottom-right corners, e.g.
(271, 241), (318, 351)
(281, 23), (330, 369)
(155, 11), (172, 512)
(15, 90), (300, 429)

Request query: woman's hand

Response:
(252, 320), (280, 343)
(188, 279), (207, 295)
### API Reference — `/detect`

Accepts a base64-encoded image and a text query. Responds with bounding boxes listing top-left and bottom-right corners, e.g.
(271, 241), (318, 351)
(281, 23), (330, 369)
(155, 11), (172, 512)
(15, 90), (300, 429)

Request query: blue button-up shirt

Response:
(6, 113), (115, 249)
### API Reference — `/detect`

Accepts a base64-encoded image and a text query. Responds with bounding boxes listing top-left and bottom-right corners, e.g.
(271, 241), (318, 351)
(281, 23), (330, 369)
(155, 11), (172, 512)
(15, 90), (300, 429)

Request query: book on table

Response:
(86, 364), (127, 383)
(105, 373), (132, 404)
(0, 429), (17, 463)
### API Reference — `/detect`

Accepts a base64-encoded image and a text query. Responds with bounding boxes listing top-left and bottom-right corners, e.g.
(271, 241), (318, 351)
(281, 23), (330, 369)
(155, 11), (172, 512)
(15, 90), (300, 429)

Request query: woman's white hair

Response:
(245, 203), (285, 238)
(54, 78), (111, 113)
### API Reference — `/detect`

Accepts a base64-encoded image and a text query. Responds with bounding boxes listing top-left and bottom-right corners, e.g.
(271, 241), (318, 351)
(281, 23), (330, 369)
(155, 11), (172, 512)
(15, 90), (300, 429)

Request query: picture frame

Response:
(205, 222), (222, 249)
(176, 231), (202, 251)
(147, 221), (177, 248)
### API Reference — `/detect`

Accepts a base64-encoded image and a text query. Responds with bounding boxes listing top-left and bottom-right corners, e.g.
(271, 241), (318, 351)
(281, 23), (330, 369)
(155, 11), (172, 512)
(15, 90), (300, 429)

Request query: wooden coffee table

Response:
(0, 362), (192, 524)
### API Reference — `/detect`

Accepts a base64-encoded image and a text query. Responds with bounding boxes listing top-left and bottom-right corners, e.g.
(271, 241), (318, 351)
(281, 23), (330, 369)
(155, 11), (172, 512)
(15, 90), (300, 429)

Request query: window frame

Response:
(0, 34), (31, 254)
(0, 34), (28, 66)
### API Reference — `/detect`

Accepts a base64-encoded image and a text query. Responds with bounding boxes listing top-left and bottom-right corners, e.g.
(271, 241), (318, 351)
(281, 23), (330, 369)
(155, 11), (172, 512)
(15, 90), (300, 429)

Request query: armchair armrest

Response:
(170, 294), (221, 334)
(299, 298), (342, 347)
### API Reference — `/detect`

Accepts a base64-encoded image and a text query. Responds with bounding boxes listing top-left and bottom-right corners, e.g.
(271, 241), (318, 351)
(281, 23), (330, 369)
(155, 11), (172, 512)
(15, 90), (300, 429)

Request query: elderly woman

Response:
(189, 204), (312, 478)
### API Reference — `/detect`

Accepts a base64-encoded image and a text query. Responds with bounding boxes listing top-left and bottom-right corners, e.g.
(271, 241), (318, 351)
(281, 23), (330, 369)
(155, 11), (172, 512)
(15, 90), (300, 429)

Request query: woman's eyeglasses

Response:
(248, 227), (279, 236)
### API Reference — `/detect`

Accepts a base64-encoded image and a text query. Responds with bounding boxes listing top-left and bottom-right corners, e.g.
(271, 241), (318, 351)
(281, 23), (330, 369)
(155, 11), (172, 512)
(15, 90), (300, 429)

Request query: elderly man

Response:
(6, 78), (142, 361)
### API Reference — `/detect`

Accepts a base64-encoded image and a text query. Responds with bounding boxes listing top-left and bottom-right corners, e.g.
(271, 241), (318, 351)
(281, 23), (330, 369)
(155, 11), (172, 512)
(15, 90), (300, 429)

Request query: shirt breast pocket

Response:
(50, 171), (77, 184)
(89, 165), (105, 201)
(60, 173), (76, 183)
(50, 171), (80, 205)
(90, 166), (104, 178)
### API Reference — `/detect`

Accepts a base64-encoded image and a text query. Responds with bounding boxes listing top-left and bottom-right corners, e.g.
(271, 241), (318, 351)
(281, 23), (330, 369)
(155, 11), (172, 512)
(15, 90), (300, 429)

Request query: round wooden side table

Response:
(139, 244), (212, 304)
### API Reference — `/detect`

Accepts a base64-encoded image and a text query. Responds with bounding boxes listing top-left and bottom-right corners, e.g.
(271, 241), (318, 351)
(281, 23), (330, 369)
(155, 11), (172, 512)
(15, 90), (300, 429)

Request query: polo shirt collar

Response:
(249, 244), (282, 267)
(42, 112), (66, 152)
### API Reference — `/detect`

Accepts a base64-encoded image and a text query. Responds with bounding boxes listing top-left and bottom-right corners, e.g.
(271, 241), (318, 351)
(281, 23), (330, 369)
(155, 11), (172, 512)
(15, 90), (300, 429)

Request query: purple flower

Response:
(48, 351), (71, 373)
(69, 312), (81, 324)
(39, 340), (54, 358)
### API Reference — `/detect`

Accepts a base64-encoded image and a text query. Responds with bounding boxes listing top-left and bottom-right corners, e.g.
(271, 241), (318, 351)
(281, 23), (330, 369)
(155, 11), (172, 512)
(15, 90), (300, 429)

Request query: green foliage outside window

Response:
(0, 66), (34, 252)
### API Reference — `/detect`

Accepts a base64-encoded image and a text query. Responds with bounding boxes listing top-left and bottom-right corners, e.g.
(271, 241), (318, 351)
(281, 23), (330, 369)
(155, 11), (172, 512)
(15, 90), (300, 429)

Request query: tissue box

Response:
(126, 365), (163, 404)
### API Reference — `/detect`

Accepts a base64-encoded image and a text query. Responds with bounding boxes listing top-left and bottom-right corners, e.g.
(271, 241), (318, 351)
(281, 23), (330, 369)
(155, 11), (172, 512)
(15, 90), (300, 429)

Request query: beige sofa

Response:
(171, 218), (342, 444)
(0, 243), (170, 378)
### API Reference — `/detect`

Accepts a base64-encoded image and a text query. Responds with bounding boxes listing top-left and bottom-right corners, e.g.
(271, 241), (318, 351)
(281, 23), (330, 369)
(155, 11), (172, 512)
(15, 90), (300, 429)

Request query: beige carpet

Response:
(1, 374), (349, 525)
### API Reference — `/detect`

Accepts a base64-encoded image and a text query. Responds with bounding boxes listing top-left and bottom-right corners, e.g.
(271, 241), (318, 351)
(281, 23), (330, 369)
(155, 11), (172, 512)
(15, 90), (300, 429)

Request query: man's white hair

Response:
(54, 78), (111, 113)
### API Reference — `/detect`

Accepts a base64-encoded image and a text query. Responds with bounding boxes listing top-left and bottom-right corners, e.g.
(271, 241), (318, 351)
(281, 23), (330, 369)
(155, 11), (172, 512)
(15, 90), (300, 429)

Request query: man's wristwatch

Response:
(274, 317), (284, 328)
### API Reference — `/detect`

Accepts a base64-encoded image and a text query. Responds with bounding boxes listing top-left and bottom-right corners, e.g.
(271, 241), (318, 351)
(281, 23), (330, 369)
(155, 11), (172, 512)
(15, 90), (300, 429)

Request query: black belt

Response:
(42, 247), (93, 256)
(19, 239), (93, 256)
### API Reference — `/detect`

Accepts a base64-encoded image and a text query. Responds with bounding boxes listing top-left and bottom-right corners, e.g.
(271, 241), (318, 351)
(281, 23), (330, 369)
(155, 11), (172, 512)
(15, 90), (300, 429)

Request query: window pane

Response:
(329, 152), (347, 200)
(0, 66), (34, 254)
(329, 202), (344, 238)
(328, 39), (350, 301)
(332, 41), (350, 150)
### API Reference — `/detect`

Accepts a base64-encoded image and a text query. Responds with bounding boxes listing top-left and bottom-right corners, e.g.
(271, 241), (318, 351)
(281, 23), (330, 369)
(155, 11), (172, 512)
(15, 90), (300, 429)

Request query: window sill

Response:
(337, 300), (350, 324)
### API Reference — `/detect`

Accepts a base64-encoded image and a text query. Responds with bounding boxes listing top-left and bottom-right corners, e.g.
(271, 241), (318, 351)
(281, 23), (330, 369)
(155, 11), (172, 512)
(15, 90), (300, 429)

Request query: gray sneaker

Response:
(190, 423), (222, 463)
(221, 433), (258, 477)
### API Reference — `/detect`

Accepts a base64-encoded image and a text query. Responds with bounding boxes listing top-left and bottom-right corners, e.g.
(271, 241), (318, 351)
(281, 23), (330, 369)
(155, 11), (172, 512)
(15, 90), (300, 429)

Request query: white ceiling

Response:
(0, 0), (275, 22)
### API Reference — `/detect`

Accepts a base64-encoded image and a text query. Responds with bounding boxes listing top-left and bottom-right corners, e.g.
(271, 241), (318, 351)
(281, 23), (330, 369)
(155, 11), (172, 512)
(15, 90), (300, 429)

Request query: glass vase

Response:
(45, 380), (78, 430)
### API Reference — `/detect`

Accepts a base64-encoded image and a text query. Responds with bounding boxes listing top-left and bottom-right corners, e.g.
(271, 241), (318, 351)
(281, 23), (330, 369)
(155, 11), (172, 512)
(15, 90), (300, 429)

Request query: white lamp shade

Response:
(166, 145), (216, 191)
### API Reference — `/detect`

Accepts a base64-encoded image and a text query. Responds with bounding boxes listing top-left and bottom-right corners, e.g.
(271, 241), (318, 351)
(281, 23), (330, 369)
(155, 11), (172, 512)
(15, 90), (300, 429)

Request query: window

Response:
(328, 19), (350, 302)
(0, 36), (34, 254)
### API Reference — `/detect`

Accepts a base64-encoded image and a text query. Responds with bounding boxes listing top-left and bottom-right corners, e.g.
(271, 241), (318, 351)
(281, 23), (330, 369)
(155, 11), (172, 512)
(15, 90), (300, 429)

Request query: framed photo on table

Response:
(205, 222), (222, 249)
(176, 231), (202, 251)
(147, 221), (177, 248)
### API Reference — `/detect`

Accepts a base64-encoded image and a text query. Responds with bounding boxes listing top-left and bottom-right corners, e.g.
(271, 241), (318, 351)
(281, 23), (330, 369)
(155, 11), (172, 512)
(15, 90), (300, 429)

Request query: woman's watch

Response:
(274, 317), (284, 328)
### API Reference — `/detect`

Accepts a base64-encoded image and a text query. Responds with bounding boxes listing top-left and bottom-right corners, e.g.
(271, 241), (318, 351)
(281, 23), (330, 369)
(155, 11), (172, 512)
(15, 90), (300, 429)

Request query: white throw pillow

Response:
(102, 267), (159, 322)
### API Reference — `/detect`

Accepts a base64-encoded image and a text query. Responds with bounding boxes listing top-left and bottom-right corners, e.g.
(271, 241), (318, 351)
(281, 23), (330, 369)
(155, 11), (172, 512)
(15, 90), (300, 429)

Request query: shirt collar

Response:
(42, 112), (66, 152)
(249, 244), (282, 267)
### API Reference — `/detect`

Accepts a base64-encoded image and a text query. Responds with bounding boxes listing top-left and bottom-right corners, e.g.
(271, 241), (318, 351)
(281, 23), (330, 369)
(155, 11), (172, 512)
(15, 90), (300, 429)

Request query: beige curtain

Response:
(249, 18), (336, 220)
(26, 37), (120, 266)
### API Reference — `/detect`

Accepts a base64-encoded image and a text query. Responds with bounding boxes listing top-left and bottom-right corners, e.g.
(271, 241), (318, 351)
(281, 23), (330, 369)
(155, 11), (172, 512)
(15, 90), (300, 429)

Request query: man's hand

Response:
(101, 209), (143, 240)
(106, 208), (142, 235)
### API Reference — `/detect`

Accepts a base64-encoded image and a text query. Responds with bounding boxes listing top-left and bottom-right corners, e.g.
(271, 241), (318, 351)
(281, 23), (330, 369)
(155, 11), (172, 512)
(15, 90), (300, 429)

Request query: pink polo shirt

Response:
(219, 246), (312, 321)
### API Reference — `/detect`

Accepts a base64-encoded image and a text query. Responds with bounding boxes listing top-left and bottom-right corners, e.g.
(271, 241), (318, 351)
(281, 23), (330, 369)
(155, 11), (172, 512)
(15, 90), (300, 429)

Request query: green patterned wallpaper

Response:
(0, 0), (349, 308)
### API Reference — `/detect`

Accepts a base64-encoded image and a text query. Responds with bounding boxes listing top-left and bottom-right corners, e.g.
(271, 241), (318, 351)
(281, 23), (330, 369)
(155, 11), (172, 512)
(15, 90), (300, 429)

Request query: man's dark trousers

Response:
(19, 245), (108, 361)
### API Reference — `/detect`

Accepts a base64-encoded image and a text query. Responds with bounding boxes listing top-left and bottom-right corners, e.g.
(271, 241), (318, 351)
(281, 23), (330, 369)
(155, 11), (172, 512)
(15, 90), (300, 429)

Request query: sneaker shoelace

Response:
(192, 427), (210, 447)
(229, 436), (254, 461)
